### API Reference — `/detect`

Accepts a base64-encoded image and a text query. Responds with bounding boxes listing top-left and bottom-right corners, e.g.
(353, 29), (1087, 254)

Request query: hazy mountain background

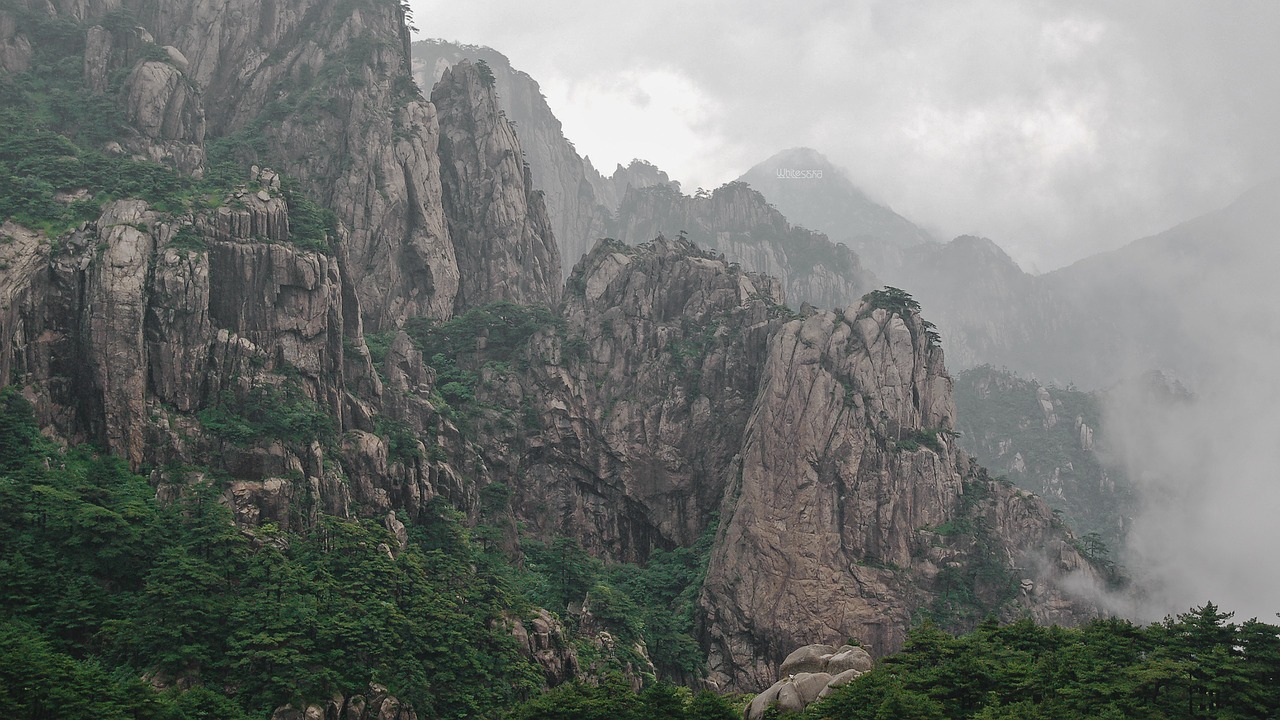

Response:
(411, 0), (1280, 273)
(409, 31), (1280, 627)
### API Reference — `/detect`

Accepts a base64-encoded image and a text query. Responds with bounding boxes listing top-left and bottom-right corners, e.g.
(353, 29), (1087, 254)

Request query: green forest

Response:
(4, 384), (1279, 718)
(0, 387), (731, 718)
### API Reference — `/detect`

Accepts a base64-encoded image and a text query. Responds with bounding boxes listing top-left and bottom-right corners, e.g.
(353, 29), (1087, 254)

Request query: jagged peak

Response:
(436, 58), (497, 94)
(567, 234), (786, 312)
(942, 234), (1022, 265)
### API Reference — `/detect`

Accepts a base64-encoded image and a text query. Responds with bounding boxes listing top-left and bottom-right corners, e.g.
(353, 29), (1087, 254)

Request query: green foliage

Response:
(363, 330), (396, 367)
(666, 316), (721, 387)
(0, 23), (336, 252)
(953, 365), (1134, 553)
(168, 225), (207, 252)
(475, 59), (497, 87)
(916, 480), (1019, 629)
(861, 287), (941, 347)
(374, 416), (423, 463)
(511, 675), (740, 720)
(0, 388), (540, 718)
(863, 286), (921, 316)
(402, 302), (560, 422)
(517, 523), (718, 679)
(280, 176), (336, 252)
(806, 609), (1280, 720)
(0, 45), (206, 234)
(197, 381), (334, 447)
(687, 690), (741, 720)
(893, 427), (948, 453)
(405, 301), (560, 364)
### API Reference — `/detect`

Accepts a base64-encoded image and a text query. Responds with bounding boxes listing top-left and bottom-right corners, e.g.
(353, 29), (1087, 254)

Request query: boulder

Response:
(818, 668), (864, 699)
(775, 682), (805, 713)
(792, 672), (832, 704)
(780, 644), (836, 676)
(745, 681), (784, 720)
(825, 645), (873, 674)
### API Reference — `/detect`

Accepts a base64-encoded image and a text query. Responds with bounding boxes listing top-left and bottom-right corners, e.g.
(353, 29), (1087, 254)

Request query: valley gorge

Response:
(0, 3), (1221, 719)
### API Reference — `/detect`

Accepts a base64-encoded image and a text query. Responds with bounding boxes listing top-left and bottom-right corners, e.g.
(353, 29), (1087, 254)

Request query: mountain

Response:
(740, 148), (1280, 389)
(737, 147), (934, 274)
(410, 43), (880, 315)
(0, 2), (1109, 714)
(734, 149), (1059, 371)
(953, 365), (1134, 552)
(411, 39), (678, 276)
(610, 181), (879, 310)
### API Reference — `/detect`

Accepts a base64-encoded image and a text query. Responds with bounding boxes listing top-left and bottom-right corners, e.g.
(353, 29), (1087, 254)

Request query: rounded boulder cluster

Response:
(744, 643), (873, 719)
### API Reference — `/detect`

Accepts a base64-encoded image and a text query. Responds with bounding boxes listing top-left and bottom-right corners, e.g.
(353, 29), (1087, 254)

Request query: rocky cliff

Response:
(1, 0), (1107, 704)
(439, 242), (1101, 691)
(412, 40), (678, 275)
(698, 292), (1102, 690)
(454, 236), (789, 557)
(612, 182), (878, 312)
(432, 60), (560, 310)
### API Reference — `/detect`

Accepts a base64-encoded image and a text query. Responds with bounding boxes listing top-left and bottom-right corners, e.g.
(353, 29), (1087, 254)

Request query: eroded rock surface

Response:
(433, 60), (561, 311)
(612, 182), (878, 311)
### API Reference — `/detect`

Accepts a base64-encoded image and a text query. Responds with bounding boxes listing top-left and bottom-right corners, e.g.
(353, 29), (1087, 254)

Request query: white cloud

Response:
(410, 1), (1280, 270)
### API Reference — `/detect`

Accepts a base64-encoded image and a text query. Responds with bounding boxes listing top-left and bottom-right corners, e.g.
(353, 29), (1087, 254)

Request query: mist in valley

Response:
(1102, 198), (1280, 623)
(415, 1), (1280, 625)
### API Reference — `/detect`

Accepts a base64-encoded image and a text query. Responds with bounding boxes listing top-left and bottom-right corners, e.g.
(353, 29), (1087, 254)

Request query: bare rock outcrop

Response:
(612, 182), (878, 311)
(121, 58), (206, 175)
(133, 0), (457, 329)
(0, 191), (456, 528)
(432, 60), (561, 312)
(744, 644), (871, 719)
(472, 236), (790, 559)
(0, 9), (33, 73)
(271, 683), (417, 720)
(700, 297), (1102, 691)
(412, 41), (616, 278)
(508, 609), (580, 687)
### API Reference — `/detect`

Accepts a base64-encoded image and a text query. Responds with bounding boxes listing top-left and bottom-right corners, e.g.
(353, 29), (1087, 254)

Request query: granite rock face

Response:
(121, 58), (206, 174)
(129, 0), (456, 329)
(470, 236), (790, 559)
(413, 40), (619, 277)
(0, 1), (1110, 698)
(612, 182), (878, 311)
(432, 60), (561, 311)
(699, 298), (1102, 691)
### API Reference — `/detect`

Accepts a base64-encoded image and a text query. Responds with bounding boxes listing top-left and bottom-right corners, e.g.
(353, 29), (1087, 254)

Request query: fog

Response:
(1102, 203), (1280, 623)
(412, 0), (1280, 271)
(410, 2), (1280, 624)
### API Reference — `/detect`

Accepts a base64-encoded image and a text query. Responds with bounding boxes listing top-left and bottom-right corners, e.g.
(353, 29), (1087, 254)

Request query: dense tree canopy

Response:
(806, 610), (1280, 720)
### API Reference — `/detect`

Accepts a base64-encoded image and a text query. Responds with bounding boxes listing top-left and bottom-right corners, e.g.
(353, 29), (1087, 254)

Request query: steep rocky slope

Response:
(445, 240), (1101, 690)
(128, 0), (457, 328)
(954, 365), (1133, 550)
(741, 149), (1280, 389)
(738, 147), (934, 274)
(611, 182), (878, 311)
(1, 0), (1107, 705)
(432, 60), (560, 310)
(412, 40), (678, 275)
(0, 3), (562, 585)
(698, 292), (1102, 690)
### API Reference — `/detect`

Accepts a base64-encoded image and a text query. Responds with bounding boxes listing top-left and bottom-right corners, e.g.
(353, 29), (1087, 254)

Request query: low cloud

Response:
(1102, 215), (1280, 623)
(412, 0), (1280, 271)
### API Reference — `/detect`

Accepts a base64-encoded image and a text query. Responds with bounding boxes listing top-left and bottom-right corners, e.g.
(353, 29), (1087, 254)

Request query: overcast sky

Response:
(409, 1), (1280, 272)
